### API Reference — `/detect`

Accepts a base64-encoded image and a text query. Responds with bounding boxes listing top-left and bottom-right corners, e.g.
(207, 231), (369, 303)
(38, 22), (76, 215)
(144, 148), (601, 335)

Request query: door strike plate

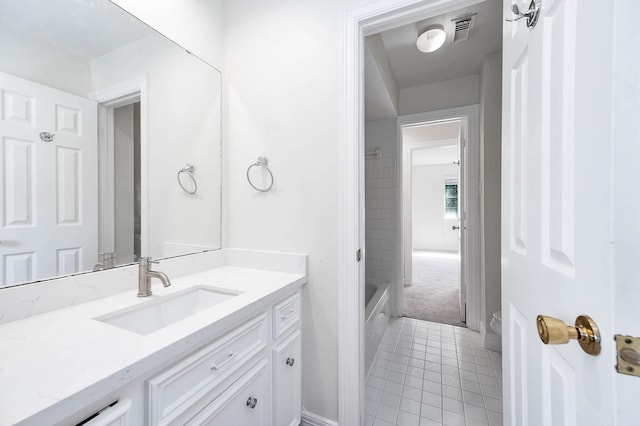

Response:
(614, 334), (640, 377)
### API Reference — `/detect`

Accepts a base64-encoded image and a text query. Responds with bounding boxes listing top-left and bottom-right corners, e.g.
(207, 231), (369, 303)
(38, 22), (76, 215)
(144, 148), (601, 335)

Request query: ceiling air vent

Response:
(452, 14), (476, 43)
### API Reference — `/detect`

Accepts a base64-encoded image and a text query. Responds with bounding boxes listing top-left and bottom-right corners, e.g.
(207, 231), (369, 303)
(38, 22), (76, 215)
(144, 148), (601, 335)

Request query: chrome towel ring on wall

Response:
(177, 163), (198, 194)
(247, 156), (274, 192)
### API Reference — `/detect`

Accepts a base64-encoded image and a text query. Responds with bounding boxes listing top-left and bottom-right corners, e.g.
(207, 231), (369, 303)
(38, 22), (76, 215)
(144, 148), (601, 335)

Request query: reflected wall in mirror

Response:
(0, 0), (222, 288)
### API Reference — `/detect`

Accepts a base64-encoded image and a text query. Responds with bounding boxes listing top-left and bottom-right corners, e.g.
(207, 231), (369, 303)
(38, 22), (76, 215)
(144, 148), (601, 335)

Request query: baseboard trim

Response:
(481, 321), (502, 353)
(301, 409), (339, 426)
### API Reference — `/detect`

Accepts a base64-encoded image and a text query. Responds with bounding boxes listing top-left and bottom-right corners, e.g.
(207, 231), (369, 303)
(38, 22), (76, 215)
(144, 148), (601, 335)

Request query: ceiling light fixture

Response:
(416, 25), (446, 53)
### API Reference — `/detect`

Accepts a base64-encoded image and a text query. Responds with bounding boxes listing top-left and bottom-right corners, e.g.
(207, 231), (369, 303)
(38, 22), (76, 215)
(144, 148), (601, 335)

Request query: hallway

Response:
(365, 318), (502, 426)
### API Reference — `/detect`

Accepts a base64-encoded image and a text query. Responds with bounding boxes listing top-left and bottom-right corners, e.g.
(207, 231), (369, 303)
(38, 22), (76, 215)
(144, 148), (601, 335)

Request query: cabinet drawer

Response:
(81, 399), (132, 426)
(186, 360), (268, 426)
(147, 314), (267, 425)
(273, 293), (300, 339)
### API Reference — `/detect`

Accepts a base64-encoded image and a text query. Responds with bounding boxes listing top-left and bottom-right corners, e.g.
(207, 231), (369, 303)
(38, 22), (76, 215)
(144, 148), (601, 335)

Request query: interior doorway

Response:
(397, 106), (480, 332)
(339, 1), (500, 424)
(401, 119), (465, 326)
(112, 102), (142, 264)
(93, 79), (148, 267)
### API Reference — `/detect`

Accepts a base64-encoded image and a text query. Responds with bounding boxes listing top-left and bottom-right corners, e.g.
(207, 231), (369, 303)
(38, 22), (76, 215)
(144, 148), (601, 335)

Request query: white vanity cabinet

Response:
(2, 251), (307, 426)
(144, 290), (302, 426)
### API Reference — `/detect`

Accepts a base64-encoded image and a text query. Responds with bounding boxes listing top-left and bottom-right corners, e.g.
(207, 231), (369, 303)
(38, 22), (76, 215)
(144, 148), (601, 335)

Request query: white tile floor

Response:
(365, 317), (502, 426)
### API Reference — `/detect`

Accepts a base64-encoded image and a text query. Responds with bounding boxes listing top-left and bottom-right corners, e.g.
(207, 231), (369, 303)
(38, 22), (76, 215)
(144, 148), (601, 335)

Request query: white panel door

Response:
(502, 0), (621, 424)
(0, 71), (98, 286)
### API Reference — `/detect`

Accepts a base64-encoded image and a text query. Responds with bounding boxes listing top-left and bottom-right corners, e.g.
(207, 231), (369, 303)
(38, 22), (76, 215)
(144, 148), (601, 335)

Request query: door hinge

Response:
(356, 249), (362, 262)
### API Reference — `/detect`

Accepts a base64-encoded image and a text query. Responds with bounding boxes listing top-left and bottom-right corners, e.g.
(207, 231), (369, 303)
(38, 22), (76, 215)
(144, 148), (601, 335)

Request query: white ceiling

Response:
(0, 0), (151, 59)
(375, 0), (502, 89)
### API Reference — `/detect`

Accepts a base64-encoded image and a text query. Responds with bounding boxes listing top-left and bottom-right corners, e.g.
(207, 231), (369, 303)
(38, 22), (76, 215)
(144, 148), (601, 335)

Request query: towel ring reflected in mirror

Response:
(247, 156), (274, 192)
(177, 163), (198, 194)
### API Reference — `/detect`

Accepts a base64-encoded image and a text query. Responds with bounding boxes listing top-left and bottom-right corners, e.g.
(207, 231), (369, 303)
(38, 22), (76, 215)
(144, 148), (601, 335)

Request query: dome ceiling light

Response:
(416, 24), (446, 53)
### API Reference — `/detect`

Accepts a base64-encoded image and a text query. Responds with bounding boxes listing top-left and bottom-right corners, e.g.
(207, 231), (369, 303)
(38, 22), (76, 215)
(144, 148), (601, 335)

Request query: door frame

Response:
(338, 0), (485, 424)
(397, 106), (480, 330)
(89, 78), (148, 258)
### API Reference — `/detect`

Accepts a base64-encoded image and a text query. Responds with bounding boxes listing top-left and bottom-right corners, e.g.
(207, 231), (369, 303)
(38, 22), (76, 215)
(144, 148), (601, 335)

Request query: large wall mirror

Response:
(0, 0), (222, 288)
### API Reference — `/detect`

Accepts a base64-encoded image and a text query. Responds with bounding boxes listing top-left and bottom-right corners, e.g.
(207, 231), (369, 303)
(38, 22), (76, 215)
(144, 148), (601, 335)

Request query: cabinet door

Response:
(272, 330), (301, 426)
(186, 360), (268, 426)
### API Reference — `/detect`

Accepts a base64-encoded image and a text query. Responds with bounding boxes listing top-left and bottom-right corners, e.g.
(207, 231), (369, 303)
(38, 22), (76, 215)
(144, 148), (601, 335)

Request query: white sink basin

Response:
(96, 285), (242, 335)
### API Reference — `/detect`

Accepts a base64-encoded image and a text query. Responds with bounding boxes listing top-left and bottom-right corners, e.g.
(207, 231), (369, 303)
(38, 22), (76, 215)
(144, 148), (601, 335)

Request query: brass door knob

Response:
(536, 314), (601, 356)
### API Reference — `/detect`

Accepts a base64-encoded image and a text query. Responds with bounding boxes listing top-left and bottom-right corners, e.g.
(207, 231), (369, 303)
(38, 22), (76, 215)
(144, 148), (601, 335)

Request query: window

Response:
(444, 179), (458, 219)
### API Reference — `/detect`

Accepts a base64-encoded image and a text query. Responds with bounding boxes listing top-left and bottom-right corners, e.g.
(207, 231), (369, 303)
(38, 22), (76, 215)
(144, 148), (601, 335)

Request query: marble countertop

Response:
(0, 264), (306, 426)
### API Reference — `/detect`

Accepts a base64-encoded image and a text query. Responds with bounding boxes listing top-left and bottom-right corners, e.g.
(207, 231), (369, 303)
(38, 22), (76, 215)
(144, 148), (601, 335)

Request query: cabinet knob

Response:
(286, 357), (295, 366)
(246, 397), (258, 409)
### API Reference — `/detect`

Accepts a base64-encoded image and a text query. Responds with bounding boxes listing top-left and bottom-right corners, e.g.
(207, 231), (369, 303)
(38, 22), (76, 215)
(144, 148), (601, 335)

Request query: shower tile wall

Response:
(365, 119), (398, 287)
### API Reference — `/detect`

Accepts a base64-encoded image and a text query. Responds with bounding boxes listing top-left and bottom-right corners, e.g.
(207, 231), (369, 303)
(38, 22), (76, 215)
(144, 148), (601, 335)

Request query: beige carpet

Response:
(403, 251), (466, 327)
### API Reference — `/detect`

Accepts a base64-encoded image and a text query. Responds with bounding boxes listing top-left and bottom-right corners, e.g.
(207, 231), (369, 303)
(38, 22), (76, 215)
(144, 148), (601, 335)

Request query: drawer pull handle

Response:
(246, 397), (258, 409)
(210, 351), (238, 371)
(286, 357), (295, 366)
(281, 309), (296, 320)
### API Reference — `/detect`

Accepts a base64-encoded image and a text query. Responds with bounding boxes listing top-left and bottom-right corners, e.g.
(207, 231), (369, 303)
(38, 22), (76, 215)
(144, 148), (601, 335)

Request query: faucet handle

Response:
(139, 256), (159, 266)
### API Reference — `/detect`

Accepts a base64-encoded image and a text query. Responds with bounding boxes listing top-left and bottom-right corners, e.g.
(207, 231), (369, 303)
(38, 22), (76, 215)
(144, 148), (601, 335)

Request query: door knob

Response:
(452, 225), (460, 230)
(536, 314), (601, 356)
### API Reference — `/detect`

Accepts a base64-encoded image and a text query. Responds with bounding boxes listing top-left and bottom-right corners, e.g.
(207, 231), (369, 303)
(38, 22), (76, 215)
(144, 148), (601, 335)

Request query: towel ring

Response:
(246, 156), (274, 192)
(177, 163), (198, 195)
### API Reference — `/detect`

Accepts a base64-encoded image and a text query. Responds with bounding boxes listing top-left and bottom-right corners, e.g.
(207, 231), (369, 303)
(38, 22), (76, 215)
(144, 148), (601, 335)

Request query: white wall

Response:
(479, 51), (502, 347)
(224, 0), (349, 420)
(92, 33), (222, 258)
(399, 74), (480, 115)
(0, 26), (91, 96)
(412, 164), (460, 252)
(365, 119), (398, 286)
(110, 0), (224, 70)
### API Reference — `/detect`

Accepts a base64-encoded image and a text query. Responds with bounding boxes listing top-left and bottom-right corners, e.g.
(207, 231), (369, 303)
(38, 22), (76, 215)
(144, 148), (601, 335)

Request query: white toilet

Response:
(489, 311), (502, 335)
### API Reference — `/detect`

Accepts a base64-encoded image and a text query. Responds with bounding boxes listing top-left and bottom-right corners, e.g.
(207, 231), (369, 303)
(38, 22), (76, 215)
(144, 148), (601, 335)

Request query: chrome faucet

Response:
(138, 257), (172, 297)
